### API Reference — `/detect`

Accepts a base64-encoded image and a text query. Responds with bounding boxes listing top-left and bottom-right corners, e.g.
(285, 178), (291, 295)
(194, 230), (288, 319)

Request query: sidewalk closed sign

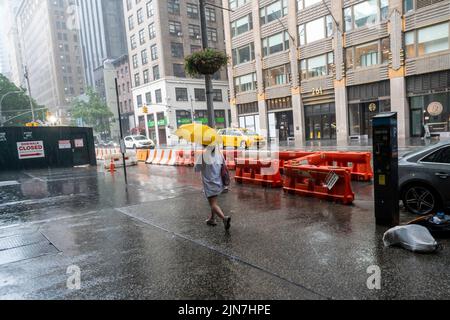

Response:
(17, 141), (45, 160)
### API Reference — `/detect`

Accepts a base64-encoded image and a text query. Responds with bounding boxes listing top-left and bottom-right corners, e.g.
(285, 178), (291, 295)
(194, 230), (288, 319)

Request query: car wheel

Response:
(402, 184), (440, 215)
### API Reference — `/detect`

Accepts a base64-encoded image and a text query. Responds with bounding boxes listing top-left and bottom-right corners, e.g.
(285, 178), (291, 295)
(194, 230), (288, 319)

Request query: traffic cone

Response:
(109, 157), (116, 173)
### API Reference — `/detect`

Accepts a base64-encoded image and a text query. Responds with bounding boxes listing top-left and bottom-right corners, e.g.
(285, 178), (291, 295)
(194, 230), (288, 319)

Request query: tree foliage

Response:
(0, 73), (44, 126)
(70, 87), (114, 137)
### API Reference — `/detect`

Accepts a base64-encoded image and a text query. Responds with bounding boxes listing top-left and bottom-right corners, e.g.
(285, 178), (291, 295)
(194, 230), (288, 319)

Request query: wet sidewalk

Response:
(0, 165), (449, 300)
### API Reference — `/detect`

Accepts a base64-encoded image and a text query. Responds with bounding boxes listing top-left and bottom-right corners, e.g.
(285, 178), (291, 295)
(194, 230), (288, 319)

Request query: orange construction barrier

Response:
(136, 149), (149, 162)
(174, 150), (185, 166)
(223, 150), (241, 171)
(235, 158), (282, 188)
(283, 164), (355, 205)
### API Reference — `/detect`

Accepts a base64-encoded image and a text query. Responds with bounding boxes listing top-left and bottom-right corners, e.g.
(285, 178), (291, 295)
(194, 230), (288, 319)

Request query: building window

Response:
(127, 0), (132, 11)
(297, 0), (321, 11)
(149, 23), (156, 39)
(176, 88), (189, 101)
(232, 43), (255, 66)
(137, 95), (143, 107)
(344, 0), (389, 32)
(298, 15), (333, 46)
(153, 65), (160, 80)
(260, 0), (288, 25)
(169, 21), (182, 36)
(189, 24), (201, 39)
(145, 92), (152, 104)
(264, 64), (291, 87)
(143, 69), (150, 84)
(141, 49), (148, 65)
(231, 14), (253, 38)
(130, 35), (137, 49)
(137, 8), (144, 24)
(128, 15), (134, 30)
(168, 0), (180, 15)
(195, 88), (206, 101)
(262, 31), (290, 57)
(213, 89), (223, 102)
(146, 1), (154, 17)
(405, 22), (449, 59)
(173, 64), (186, 78)
(132, 54), (139, 68)
(155, 89), (162, 103)
(187, 3), (199, 19)
(205, 7), (216, 22)
(234, 73), (257, 93)
(207, 28), (218, 43)
(345, 38), (390, 70)
(171, 42), (184, 58)
(300, 52), (334, 80)
(139, 29), (146, 45)
(135, 73), (141, 87)
(151, 45), (158, 60)
(229, 0), (250, 10)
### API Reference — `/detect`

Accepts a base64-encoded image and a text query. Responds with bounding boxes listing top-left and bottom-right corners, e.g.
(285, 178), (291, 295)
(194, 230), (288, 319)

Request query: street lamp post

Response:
(199, 0), (216, 128)
(24, 66), (36, 123)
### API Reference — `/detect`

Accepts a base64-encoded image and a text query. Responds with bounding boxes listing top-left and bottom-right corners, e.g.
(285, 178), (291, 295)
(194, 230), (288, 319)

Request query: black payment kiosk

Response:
(372, 112), (400, 227)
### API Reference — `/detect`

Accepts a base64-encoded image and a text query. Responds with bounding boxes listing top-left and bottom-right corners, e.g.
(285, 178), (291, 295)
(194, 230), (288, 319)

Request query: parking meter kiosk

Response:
(372, 112), (399, 227)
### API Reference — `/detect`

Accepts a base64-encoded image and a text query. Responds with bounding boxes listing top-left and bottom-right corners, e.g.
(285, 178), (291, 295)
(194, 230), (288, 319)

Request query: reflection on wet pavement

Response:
(0, 164), (449, 300)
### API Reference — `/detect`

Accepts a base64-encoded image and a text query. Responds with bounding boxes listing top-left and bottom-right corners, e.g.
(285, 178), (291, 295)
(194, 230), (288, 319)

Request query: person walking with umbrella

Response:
(176, 124), (231, 230)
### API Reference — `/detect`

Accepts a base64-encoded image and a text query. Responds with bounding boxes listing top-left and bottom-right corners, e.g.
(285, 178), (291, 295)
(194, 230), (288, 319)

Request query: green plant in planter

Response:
(185, 48), (229, 76)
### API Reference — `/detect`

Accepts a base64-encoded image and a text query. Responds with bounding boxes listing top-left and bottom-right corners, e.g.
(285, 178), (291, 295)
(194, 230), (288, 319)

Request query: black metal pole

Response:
(115, 78), (128, 185)
(199, 0), (215, 128)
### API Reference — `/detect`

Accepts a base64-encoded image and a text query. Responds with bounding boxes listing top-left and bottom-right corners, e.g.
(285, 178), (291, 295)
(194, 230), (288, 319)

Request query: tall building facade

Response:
(223, 0), (450, 145)
(76, 0), (128, 88)
(3, 0), (24, 87)
(16, 0), (85, 123)
(113, 55), (136, 136)
(123, 0), (231, 146)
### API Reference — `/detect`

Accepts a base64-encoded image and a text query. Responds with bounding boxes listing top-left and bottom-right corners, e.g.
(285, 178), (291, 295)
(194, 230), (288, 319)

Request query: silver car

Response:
(399, 142), (450, 215)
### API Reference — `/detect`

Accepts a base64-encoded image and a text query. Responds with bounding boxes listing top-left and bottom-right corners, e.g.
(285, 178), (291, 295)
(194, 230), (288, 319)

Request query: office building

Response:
(123, 0), (231, 146)
(16, 0), (85, 123)
(223, 0), (450, 144)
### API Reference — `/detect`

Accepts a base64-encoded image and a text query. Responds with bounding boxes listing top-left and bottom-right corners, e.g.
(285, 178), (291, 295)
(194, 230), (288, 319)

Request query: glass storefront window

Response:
(410, 92), (450, 135)
(349, 100), (391, 137)
(305, 103), (336, 140)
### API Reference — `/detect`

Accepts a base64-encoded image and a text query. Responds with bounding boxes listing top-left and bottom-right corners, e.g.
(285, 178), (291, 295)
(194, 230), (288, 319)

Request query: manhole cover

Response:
(0, 232), (59, 266)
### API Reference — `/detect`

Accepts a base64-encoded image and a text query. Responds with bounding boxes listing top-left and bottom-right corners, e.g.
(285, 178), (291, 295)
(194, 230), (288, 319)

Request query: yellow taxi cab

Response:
(217, 128), (266, 149)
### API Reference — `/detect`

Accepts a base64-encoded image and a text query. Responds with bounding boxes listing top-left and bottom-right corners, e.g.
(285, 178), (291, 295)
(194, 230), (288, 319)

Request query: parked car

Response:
(217, 128), (266, 149)
(124, 135), (155, 149)
(399, 142), (450, 215)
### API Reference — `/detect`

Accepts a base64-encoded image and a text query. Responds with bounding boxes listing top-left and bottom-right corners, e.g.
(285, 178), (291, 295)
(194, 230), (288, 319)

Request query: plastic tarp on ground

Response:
(383, 225), (439, 253)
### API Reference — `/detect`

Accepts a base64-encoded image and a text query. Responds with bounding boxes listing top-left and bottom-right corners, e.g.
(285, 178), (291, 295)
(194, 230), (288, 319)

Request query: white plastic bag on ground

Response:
(383, 225), (439, 253)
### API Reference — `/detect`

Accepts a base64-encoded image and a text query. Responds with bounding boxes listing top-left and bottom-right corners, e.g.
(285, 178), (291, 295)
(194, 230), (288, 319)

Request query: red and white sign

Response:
(17, 141), (45, 160)
(74, 139), (84, 148)
(59, 140), (71, 149)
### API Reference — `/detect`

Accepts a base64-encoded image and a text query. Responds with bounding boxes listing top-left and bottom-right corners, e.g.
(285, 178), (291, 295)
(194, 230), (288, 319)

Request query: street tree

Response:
(70, 87), (114, 139)
(0, 73), (44, 126)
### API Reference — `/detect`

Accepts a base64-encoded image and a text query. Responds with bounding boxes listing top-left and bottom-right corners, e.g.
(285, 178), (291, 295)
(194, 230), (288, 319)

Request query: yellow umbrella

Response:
(175, 123), (220, 146)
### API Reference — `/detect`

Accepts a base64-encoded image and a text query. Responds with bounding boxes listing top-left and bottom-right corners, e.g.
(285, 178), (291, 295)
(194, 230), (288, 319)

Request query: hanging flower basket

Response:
(185, 49), (229, 76)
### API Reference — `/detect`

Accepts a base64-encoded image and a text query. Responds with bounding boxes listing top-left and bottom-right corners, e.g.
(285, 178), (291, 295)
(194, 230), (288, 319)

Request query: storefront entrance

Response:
(268, 110), (294, 142)
(305, 103), (336, 141)
(349, 100), (390, 138)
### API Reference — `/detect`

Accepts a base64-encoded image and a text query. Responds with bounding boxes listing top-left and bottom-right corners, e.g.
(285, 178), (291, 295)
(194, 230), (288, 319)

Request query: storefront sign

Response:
(74, 139), (84, 148)
(148, 120), (155, 128)
(157, 119), (168, 127)
(427, 102), (443, 116)
(58, 140), (71, 149)
(23, 132), (33, 140)
(0, 133), (6, 142)
(369, 103), (377, 112)
(17, 141), (45, 160)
